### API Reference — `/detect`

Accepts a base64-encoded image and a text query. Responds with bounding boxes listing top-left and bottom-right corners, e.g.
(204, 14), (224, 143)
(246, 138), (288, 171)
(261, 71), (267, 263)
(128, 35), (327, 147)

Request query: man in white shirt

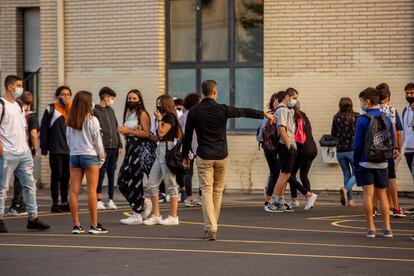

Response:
(0, 75), (50, 233)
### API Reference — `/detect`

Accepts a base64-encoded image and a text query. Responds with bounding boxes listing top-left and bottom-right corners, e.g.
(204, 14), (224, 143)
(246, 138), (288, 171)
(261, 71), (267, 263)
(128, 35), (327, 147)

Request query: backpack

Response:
(0, 98), (24, 125)
(165, 115), (184, 175)
(260, 106), (284, 151)
(362, 112), (393, 163)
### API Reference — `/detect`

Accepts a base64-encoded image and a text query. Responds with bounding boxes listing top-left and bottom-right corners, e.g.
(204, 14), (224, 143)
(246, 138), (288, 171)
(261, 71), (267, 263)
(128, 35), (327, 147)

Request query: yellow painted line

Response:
(308, 214), (365, 220)
(331, 220), (414, 233)
(3, 233), (414, 251)
(1, 243), (413, 263)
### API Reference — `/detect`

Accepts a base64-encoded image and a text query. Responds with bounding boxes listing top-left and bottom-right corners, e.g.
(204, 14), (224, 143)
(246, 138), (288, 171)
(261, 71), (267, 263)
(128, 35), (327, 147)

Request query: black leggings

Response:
(263, 147), (280, 197)
(176, 158), (201, 197)
(289, 153), (316, 198)
(49, 154), (70, 204)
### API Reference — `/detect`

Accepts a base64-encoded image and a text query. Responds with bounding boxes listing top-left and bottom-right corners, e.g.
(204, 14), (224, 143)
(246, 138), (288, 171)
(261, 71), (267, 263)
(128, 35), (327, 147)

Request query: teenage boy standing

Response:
(265, 88), (299, 213)
(93, 87), (123, 210)
(354, 87), (394, 238)
(0, 75), (49, 232)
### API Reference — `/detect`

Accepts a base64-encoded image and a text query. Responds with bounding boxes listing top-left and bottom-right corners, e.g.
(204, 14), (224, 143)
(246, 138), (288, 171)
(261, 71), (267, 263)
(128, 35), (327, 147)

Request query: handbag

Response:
(165, 116), (184, 174)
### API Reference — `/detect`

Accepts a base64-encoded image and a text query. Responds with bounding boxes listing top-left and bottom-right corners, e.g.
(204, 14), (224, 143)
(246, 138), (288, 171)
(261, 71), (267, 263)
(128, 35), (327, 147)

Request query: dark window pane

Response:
(235, 68), (263, 129)
(170, 0), (196, 61)
(202, 0), (228, 61)
(235, 0), (263, 63)
(168, 69), (196, 98)
(201, 68), (230, 105)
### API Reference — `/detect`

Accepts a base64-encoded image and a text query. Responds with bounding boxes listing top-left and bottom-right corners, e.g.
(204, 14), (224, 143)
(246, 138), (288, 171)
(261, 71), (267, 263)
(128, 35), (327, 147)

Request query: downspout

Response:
(57, 0), (65, 85)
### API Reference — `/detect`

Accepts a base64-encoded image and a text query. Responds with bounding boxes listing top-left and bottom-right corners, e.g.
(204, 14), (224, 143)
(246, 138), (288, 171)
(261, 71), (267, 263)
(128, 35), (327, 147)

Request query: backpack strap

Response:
(0, 99), (4, 125)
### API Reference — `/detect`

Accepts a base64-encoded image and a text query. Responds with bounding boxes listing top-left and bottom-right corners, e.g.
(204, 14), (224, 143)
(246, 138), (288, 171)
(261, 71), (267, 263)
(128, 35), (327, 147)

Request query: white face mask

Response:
(360, 101), (367, 112)
(287, 98), (297, 108)
(12, 87), (24, 99)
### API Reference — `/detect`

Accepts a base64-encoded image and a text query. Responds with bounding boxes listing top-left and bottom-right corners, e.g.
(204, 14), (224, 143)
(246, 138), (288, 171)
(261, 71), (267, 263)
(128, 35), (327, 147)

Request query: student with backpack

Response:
(265, 87), (299, 213)
(66, 91), (107, 234)
(331, 97), (359, 207)
(354, 87), (394, 238)
(8, 91), (39, 216)
(288, 102), (318, 210)
(40, 85), (72, 213)
(377, 83), (405, 218)
(0, 75), (50, 233)
(257, 91), (284, 207)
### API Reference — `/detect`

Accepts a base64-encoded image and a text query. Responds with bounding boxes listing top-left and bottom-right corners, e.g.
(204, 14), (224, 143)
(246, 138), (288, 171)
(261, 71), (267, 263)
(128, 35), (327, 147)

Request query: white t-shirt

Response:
(275, 103), (297, 149)
(0, 98), (28, 155)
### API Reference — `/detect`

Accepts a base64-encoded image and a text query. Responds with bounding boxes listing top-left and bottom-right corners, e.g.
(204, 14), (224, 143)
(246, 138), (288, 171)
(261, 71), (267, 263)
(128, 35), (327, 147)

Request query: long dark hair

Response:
(157, 94), (182, 138)
(338, 97), (355, 124)
(67, 91), (92, 130)
(122, 89), (149, 125)
(292, 102), (303, 123)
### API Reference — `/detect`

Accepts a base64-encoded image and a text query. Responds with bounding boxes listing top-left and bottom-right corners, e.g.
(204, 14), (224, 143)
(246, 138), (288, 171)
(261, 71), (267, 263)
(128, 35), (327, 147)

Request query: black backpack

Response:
(362, 112), (393, 163)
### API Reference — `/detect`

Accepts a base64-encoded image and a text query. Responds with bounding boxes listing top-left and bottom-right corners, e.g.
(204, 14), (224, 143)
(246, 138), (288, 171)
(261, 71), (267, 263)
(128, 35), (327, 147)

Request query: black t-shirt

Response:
(26, 111), (39, 150)
(159, 113), (179, 142)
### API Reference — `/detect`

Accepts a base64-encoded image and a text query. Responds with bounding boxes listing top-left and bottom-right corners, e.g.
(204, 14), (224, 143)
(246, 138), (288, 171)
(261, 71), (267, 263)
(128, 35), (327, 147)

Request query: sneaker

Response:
(392, 208), (407, 218)
(88, 223), (108, 234)
(373, 208), (379, 217)
(264, 202), (286, 213)
(411, 214), (414, 220)
(27, 218), (50, 231)
(304, 193), (318, 210)
(72, 225), (85, 234)
(339, 188), (348, 206)
(389, 209), (394, 216)
(7, 207), (20, 216)
(107, 200), (118, 210)
(185, 198), (194, 207)
(204, 231), (217, 241)
(51, 203), (61, 213)
(287, 200), (300, 208)
(142, 198), (153, 220)
(60, 202), (70, 212)
(97, 200), (106, 210)
(160, 215), (179, 226)
(196, 196), (203, 206)
(120, 212), (142, 225)
(382, 229), (393, 238)
(284, 203), (295, 212)
(143, 215), (162, 226)
(0, 220), (8, 233)
(159, 193), (166, 203)
(366, 229), (376, 238)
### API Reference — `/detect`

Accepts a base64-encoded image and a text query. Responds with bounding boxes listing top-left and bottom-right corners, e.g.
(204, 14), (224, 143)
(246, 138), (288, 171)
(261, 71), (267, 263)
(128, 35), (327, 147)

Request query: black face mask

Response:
(127, 101), (140, 110)
(406, 96), (414, 104)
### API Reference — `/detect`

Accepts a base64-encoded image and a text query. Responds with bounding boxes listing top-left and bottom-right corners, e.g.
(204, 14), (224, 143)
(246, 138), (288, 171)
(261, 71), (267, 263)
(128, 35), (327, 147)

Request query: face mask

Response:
(12, 87), (24, 100)
(176, 107), (182, 111)
(287, 99), (297, 108)
(58, 97), (65, 106)
(406, 96), (414, 104)
(360, 101), (367, 112)
(127, 101), (140, 110)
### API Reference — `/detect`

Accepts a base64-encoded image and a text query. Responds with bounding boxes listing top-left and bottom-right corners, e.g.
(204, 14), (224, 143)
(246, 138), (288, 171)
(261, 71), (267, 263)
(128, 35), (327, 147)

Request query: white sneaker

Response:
(287, 200), (300, 208)
(142, 198), (152, 219)
(304, 193), (318, 210)
(120, 212), (143, 225)
(143, 215), (162, 226)
(106, 200), (117, 210)
(97, 200), (106, 210)
(160, 215), (179, 226)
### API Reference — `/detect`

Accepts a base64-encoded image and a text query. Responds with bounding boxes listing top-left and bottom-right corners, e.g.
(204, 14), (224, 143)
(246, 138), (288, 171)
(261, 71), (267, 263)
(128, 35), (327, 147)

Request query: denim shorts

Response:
(70, 155), (100, 169)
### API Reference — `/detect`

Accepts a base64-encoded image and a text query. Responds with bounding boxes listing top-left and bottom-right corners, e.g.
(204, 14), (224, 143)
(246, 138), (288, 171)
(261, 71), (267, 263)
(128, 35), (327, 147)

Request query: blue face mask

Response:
(58, 97), (65, 106)
(12, 87), (24, 100)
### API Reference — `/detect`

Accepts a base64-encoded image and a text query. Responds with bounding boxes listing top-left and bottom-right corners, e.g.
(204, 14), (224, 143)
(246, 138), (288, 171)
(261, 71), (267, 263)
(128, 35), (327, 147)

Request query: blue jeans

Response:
(70, 155), (100, 169)
(97, 148), (118, 200)
(0, 149), (37, 217)
(336, 151), (356, 200)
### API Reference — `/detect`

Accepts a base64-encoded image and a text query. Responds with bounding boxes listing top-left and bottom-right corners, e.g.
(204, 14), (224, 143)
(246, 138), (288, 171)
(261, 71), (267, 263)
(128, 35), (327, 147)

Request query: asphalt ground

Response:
(0, 189), (414, 276)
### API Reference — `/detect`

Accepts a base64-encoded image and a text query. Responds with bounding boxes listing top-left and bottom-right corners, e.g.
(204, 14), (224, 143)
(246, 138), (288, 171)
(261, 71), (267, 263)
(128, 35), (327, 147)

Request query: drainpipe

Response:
(57, 0), (65, 85)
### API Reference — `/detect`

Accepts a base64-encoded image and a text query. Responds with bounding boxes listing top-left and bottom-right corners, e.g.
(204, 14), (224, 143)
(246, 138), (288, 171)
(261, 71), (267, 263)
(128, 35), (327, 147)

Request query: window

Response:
(166, 0), (263, 130)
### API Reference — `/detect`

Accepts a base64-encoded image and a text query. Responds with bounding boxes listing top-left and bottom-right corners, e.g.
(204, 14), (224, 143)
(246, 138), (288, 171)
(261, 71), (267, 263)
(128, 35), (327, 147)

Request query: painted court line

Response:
(331, 220), (414, 233)
(0, 243), (413, 263)
(2, 232), (414, 251)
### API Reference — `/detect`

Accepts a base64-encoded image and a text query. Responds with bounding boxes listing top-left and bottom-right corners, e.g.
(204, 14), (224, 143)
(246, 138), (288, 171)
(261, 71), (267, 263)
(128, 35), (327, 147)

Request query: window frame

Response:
(166, 0), (263, 131)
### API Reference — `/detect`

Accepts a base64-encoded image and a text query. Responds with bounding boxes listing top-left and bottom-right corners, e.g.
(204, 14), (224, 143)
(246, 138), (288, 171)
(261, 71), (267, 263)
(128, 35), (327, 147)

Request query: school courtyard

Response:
(0, 189), (413, 276)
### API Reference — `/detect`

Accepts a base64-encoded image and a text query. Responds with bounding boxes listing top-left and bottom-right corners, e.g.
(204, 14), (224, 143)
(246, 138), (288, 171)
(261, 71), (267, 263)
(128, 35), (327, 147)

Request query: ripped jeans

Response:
(0, 149), (37, 217)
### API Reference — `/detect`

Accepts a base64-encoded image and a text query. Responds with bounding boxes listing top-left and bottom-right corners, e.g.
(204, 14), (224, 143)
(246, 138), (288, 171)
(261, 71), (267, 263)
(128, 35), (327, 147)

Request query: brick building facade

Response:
(1, 0), (413, 192)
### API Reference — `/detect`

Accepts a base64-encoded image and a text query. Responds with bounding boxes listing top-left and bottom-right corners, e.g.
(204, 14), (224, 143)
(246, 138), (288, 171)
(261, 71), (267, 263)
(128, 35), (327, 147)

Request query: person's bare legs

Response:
(150, 196), (160, 217)
(377, 188), (391, 230)
(387, 179), (399, 210)
(69, 167), (84, 227)
(273, 172), (291, 198)
(362, 185), (375, 231)
(85, 165), (99, 226)
(170, 197), (178, 217)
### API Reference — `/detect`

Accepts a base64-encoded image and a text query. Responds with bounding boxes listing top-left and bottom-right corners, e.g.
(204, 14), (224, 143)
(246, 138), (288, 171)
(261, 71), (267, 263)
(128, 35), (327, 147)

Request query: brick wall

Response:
(260, 0), (414, 193)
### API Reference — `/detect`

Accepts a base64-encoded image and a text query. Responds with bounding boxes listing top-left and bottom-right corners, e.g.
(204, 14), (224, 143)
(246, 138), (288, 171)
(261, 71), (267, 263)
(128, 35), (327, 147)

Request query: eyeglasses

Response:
(60, 93), (71, 98)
